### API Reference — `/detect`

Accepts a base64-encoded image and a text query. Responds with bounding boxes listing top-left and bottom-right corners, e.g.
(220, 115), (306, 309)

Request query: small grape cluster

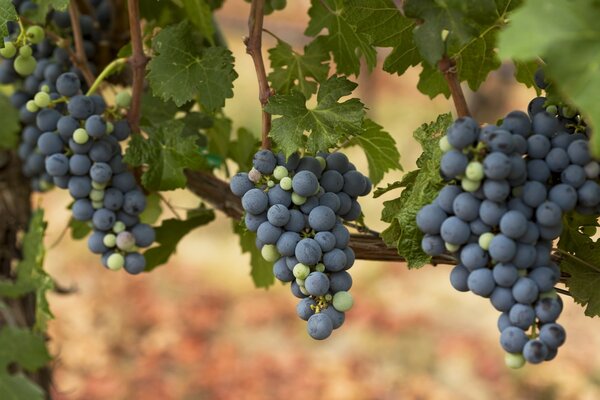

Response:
(416, 75), (597, 366)
(230, 149), (371, 339)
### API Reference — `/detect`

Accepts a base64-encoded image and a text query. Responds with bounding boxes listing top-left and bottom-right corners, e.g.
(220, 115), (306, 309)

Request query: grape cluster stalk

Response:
(417, 70), (599, 367)
(1, 1), (155, 273)
(231, 149), (371, 339)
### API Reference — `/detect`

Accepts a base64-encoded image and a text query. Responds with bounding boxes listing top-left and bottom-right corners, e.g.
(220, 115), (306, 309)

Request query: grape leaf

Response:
(268, 39), (329, 98)
(144, 207), (215, 271)
(455, 29), (501, 92)
(205, 115), (231, 160)
(229, 128), (258, 172)
(498, 0), (600, 156)
(380, 114), (452, 268)
(0, 0), (16, 47)
(0, 327), (51, 372)
(514, 60), (541, 94)
(182, 0), (215, 45)
(347, 119), (402, 185)
(417, 64), (450, 99)
(305, 0), (377, 76)
(0, 93), (20, 149)
(345, 0), (419, 76)
(558, 212), (600, 317)
(0, 210), (53, 331)
(265, 76), (365, 156)
(233, 222), (274, 289)
(140, 193), (162, 225)
(140, 90), (180, 126)
(125, 120), (207, 191)
(147, 20), (237, 109)
(69, 219), (91, 240)
(27, 0), (69, 24)
(0, 373), (45, 400)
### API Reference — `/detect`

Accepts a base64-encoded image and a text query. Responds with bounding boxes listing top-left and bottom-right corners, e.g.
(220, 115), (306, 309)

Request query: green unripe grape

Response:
(34, 92), (51, 108)
(439, 136), (453, 152)
(14, 55), (36, 76)
(445, 242), (460, 253)
(295, 278), (305, 287)
(103, 233), (117, 247)
(315, 263), (325, 273)
(92, 201), (103, 209)
(40, 84), (50, 93)
(107, 253), (125, 271)
(332, 291), (353, 312)
(92, 181), (107, 190)
(26, 100), (39, 113)
(26, 26), (45, 44)
(291, 192), (306, 205)
(0, 42), (16, 58)
(545, 105), (558, 115)
(113, 221), (126, 233)
(478, 232), (495, 250)
(581, 226), (597, 236)
(261, 244), (280, 262)
(280, 176), (292, 191)
(465, 161), (484, 181)
(324, 293), (333, 302)
(293, 263), (310, 280)
(299, 286), (309, 295)
(106, 122), (114, 134)
(267, 180), (275, 188)
(115, 91), (132, 108)
(273, 165), (288, 180)
(89, 189), (105, 202)
(19, 45), (32, 57)
(73, 128), (89, 144)
(316, 156), (326, 170)
(461, 178), (480, 192)
(505, 353), (525, 369)
(539, 289), (558, 299)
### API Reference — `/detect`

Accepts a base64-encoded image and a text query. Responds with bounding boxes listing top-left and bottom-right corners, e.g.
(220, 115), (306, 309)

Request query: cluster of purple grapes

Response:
(2, 0), (113, 191)
(1, 5), (154, 273)
(230, 149), (371, 339)
(417, 73), (597, 367)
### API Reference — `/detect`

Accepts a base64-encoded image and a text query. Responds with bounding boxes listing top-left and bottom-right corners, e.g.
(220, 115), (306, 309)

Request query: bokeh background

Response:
(41, 2), (600, 399)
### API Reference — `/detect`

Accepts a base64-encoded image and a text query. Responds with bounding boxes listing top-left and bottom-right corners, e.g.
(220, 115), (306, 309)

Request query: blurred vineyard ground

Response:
(38, 1), (600, 399)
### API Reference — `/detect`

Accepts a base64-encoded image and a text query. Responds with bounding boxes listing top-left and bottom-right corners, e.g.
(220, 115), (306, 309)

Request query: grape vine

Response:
(0, 0), (600, 397)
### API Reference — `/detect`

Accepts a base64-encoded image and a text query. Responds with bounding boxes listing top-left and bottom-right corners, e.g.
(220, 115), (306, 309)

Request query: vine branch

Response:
(126, 0), (148, 133)
(67, 2), (95, 88)
(439, 55), (470, 118)
(245, 0), (272, 149)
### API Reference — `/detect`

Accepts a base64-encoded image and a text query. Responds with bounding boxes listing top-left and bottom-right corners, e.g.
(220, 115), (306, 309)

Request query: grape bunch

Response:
(416, 74), (597, 366)
(230, 149), (371, 339)
(2, 0), (115, 191)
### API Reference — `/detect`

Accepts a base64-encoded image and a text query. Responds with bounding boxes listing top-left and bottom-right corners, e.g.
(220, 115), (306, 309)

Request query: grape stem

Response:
(438, 55), (471, 118)
(245, 0), (273, 150)
(86, 58), (129, 96)
(127, 0), (148, 133)
(68, 2), (96, 88)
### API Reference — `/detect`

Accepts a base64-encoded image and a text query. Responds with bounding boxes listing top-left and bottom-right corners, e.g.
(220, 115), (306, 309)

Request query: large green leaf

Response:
(380, 114), (452, 268)
(305, 0), (377, 76)
(265, 76), (365, 156)
(124, 120), (207, 191)
(181, 0), (215, 45)
(147, 21), (237, 109)
(498, 0), (600, 156)
(268, 39), (330, 98)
